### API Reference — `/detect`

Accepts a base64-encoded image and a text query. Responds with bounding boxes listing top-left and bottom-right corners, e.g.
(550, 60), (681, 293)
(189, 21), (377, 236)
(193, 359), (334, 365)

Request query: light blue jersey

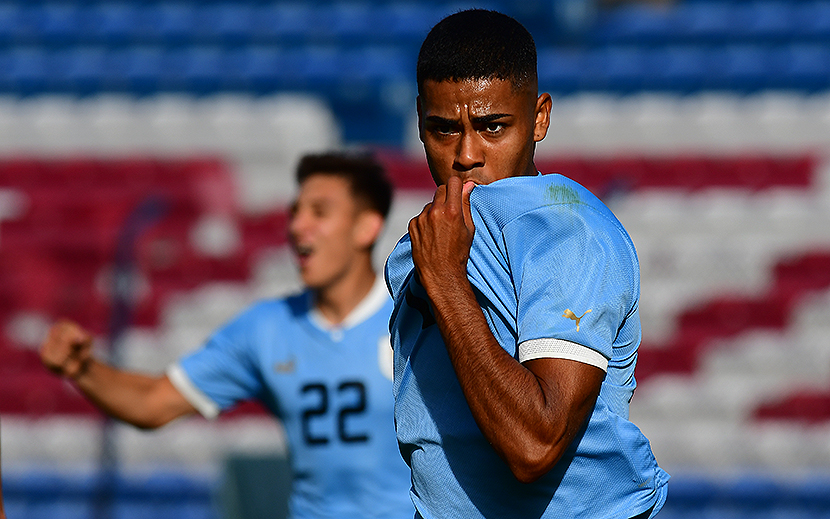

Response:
(385, 174), (669, 519)
(167, 278), (414, 519)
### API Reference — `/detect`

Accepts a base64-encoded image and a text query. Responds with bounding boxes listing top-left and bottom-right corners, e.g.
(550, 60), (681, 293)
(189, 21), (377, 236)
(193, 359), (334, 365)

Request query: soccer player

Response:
(384, 9), (669, 519)
(41, 152), (413, 519)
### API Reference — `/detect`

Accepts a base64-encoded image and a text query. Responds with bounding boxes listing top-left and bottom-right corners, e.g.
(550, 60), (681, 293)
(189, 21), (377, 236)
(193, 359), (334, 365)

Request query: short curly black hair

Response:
(296, 151), (393, 219)
(416, 9), (537, 94)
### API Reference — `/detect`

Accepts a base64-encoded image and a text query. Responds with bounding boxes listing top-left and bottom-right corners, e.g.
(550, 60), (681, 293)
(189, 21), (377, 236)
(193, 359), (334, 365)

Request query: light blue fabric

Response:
(385, 173), (669, 519)
(177, 288), (413, 519)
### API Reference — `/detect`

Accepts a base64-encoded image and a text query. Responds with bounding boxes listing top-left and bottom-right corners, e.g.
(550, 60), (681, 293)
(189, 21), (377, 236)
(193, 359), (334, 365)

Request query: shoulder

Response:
(472, 174), (629, 238)
(217, 291), (313, 335)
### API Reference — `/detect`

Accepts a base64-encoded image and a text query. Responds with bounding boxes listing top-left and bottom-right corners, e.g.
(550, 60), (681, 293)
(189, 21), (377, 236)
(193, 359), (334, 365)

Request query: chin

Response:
(300, 275), (319, 289)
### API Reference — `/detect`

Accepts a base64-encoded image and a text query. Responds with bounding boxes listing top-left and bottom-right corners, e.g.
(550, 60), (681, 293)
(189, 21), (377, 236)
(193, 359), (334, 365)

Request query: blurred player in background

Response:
(41, 152), (413, 519)
(385, 9), (668, 519)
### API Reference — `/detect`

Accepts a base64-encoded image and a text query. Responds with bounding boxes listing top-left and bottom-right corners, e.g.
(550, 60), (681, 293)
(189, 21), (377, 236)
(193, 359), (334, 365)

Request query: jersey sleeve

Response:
(504, 204), (637, 370)
(168, 305), (267, 418)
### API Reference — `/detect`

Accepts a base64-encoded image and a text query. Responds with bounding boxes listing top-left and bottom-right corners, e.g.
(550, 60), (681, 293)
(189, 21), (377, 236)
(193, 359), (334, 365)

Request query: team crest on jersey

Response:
(378, 335), (393, 381)
(562, 308), (591, 332)
(274, 356), (296, 373)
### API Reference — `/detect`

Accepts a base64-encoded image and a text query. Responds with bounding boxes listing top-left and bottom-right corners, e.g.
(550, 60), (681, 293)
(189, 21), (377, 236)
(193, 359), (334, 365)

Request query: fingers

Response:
(462, 181), (475, 229)
(445, 176), (462, 208)
(432, 182), (447, 205)
(410, 177), (475, 236)
(40, 319), (93, 379)
(428, 176), (463, 218)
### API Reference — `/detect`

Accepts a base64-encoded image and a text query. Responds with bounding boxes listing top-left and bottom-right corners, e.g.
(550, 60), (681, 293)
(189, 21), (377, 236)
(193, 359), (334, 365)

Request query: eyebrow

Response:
(424, 113), (512, 125)
(472, 113), (511, 123)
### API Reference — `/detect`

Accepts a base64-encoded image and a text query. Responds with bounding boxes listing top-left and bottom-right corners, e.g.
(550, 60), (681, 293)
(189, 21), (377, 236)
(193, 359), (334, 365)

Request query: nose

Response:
(453, 131), (484, 172)
(288, 209), (308, 241)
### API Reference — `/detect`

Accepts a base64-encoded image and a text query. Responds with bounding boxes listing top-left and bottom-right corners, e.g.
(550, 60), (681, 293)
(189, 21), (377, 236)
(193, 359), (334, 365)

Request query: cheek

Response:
(508, 133), (535, 161)
(424, 147), (452, 182)
(323, 219), (357, 248)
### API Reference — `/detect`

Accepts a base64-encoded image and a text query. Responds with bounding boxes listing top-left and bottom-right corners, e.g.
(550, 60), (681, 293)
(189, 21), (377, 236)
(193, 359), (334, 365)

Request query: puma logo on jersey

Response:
(563, 308), (591, 331)
(274, 357), (296, 373)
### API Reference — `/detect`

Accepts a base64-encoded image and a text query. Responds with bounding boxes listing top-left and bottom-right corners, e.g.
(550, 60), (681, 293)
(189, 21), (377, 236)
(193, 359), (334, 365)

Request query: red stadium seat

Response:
(638, 249), (830, 383)
(0, 371), (99, 415)
(754, 390), (830, 424)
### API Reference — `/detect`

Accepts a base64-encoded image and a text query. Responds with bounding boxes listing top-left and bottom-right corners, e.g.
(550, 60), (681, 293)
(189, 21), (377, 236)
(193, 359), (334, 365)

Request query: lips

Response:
(294, 243), (313, 266)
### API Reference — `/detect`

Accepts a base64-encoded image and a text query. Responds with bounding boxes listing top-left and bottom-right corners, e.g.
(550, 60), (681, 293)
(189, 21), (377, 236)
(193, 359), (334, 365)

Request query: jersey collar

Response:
(309, 275), (389, 332)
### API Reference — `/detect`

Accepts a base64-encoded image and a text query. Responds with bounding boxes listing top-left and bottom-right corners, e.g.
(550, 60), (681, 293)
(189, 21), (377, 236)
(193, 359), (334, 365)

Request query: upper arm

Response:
(524, 357), (605, 417)
(175, 305), (271, 414)
(146, 375), (199, 428)
(523, 357), (606, 461)
(505, 206), (637, 363)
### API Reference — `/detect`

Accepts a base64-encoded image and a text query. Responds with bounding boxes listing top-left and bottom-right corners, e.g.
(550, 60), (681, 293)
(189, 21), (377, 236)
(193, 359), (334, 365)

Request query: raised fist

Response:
(40, 319), (94, 380)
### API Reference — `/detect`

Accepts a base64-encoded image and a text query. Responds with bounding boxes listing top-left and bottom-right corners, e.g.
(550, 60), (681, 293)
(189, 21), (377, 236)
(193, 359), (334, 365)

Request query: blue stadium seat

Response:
(537, 48), (587, 94)
(195, 3), (256, 45)
(647, 45), (712, 92)
(374, 3), (440, 44)
(224, 46), (288, 92)
(54, 46), (108, 94)
(787, 478), (830, 510)
(86, 3), (144, 45)
(726, 477), (785, 510)
(5, 472), (217, 519)
(32, 2), (83, 45)
(169, 46), (226, 93)
(793, 0), (830, 41)
(0, 3), (23, 45)
(779, 43), (830, 91)
(341, 46), (410, 83)
(143, 2), (198, 45)
(594, 4), (680, 45)
(322, 2), (377, 44)
(663, 476), (720, 510)
(108, 46), (165, 94)
(2, 47), (51, 94)
(675, 2), (737, 43)
(719, 44), (779, 91)
(251, 3), (316, 44)
(730, 1), (797, 42)
(294, 46), (344, 89)
(590, 46), (650, 92)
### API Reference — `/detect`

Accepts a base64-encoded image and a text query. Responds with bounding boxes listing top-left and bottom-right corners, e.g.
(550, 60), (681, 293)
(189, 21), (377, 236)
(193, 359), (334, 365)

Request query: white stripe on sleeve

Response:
(518, 338), (609, 372)
(166, 364), (221, 419)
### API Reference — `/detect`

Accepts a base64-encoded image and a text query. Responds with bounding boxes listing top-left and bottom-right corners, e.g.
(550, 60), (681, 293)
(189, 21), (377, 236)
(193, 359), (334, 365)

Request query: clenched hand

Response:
(408, 176), (476, 292)
(40, 319), (94, 380)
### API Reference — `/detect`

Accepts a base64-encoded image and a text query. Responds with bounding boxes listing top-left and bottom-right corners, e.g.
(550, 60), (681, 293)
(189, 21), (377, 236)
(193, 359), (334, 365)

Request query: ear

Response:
(533, 93), (552, 143)
(354, 211), (384, 250)
(416, 95), (425, 143)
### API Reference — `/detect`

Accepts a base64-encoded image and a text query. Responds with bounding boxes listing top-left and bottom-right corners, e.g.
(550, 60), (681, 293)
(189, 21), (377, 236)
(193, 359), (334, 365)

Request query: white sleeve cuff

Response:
(518, 338), (609, 372)
(166, 364), (222, 419)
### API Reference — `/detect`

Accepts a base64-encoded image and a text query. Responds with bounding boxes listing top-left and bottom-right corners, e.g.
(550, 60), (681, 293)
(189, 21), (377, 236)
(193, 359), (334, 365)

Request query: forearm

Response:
(426, 277), (579, 482)
(73, 359), (191, 429)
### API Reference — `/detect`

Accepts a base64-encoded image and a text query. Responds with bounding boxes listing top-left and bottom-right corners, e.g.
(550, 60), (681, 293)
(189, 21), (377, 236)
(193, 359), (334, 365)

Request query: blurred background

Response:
(1, 0), (830, 518)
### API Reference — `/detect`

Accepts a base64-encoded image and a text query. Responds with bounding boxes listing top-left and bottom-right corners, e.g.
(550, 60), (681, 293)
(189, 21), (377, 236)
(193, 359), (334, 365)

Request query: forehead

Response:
(296, 174), (353, 203)
(419, 77), (532, 115)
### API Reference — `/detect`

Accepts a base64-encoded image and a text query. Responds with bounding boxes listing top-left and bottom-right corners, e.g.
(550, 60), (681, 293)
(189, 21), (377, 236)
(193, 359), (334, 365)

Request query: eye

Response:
(483, 122), (505, 134)
(431, 124), (456, 136)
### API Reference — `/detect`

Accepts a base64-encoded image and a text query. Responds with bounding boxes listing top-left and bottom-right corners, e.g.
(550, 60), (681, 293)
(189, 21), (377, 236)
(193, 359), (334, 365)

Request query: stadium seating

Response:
(2, 1), (830, 517)
(1, 0), (830, 142)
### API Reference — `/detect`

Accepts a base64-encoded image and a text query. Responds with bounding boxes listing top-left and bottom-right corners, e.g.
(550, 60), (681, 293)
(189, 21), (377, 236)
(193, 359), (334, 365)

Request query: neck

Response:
(313, 259), (377, 325)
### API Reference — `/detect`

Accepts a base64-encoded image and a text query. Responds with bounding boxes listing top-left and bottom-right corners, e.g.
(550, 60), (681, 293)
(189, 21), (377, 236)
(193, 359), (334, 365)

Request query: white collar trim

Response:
(309, 275), (389, 331)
